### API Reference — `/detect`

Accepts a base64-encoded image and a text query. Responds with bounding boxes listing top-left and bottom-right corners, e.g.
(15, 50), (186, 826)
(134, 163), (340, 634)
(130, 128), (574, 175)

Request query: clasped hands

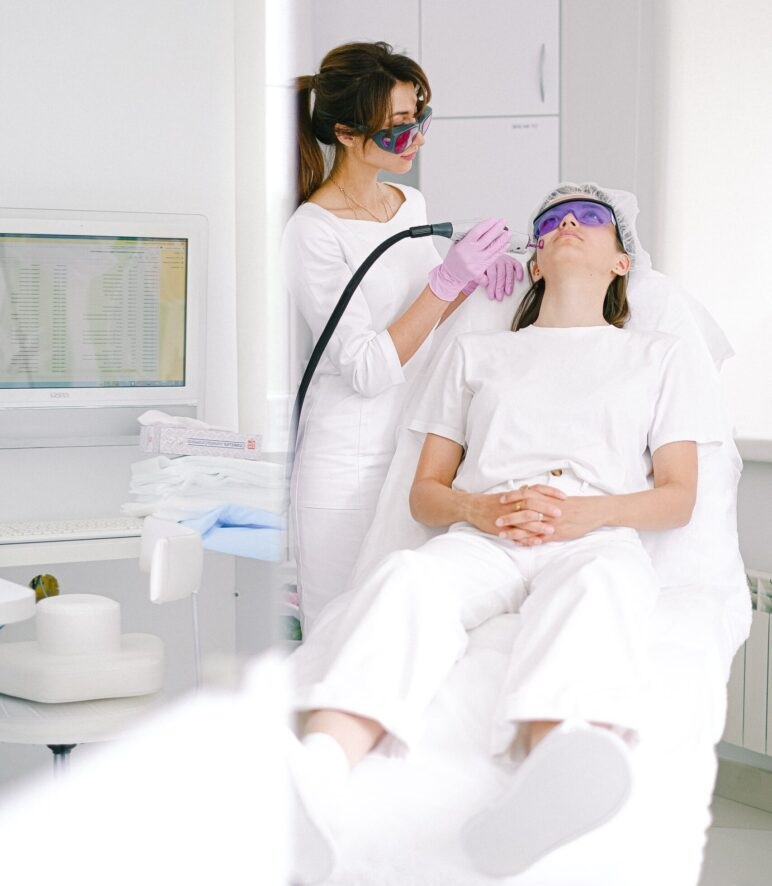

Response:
(466, 484), (607, 546)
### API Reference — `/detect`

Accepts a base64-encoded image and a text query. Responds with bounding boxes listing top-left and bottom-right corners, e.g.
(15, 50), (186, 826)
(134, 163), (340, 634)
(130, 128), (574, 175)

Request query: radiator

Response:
(722, 569), (772, 754)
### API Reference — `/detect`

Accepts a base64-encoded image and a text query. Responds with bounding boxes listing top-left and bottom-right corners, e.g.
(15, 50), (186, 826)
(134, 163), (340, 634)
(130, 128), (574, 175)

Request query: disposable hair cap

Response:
(531, 182), (653, 275)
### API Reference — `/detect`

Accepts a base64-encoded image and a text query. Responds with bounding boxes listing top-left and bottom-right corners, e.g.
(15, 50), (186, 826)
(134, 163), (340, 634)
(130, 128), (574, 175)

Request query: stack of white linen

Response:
(122, 454), (286, 522)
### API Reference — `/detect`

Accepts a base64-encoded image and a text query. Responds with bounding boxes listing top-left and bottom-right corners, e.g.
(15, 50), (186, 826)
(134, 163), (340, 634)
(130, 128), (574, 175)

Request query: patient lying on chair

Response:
(288, 184), (724, 885)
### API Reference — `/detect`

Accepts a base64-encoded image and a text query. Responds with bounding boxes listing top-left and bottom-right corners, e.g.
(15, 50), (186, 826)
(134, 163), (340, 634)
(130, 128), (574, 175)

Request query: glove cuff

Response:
(428, 264), (465, 302)
(461, 278), (481, 296)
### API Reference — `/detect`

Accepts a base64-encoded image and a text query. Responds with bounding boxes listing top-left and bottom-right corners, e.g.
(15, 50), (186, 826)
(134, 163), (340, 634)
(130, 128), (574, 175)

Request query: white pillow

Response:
(627, 269), (735, 370)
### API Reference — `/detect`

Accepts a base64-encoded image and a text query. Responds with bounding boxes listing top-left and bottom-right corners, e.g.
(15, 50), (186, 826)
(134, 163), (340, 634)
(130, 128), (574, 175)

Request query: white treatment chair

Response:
(319, 259), (751, 885)
(0, 577), (163, 772)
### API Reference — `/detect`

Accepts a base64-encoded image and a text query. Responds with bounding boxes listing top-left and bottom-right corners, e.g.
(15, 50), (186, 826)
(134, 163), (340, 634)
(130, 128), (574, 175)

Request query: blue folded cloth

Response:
(181, 505), (285, 561)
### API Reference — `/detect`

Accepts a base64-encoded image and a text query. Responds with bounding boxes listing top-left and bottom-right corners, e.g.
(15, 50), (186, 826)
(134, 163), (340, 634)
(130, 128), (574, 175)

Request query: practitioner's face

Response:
(336, 81), (426, 176)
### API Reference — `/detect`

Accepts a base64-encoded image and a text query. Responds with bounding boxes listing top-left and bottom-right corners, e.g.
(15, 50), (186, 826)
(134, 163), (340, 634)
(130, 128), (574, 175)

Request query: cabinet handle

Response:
(539, 43), (546, 103)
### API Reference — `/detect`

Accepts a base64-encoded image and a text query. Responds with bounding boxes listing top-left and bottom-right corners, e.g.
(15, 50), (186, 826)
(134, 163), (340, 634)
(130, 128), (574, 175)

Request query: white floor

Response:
(699, 796), (772, 886)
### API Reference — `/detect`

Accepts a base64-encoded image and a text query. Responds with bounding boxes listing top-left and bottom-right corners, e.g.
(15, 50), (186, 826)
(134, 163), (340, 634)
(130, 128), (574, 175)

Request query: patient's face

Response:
(535, 195), (629, 281)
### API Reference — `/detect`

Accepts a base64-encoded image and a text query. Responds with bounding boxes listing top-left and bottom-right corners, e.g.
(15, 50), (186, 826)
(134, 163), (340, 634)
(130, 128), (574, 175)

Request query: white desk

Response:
(0, 537), (141, 569)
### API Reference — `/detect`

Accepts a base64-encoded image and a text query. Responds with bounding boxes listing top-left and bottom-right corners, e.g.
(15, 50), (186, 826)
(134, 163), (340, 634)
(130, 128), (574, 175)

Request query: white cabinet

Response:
(420, 0), (559, 117)
(418, 0), (560, 244)
(420, 116), (559, 239)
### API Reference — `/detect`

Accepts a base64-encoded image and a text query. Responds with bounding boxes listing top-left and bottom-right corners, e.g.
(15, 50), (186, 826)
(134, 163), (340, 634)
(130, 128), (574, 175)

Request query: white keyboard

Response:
(0, 517), (144, 545)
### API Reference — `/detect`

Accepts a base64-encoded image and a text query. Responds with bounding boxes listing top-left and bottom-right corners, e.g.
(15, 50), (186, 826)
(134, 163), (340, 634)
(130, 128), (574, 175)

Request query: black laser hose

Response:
(289, 222), (453, 450)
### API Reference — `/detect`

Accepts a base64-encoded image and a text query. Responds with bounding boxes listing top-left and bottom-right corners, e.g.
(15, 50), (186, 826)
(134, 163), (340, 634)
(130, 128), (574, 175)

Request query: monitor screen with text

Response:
(0, 233), (187, 391)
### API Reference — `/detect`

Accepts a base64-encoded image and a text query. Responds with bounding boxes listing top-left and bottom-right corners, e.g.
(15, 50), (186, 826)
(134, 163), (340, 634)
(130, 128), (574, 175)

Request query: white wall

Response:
(656, 0), (772, 440)
(560, 0), (664, 259)
(563, 2), (772, 441)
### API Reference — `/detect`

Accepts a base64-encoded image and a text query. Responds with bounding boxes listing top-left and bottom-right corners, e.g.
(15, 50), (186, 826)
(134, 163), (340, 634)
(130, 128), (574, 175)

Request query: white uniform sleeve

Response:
(408, 338), (471, 446)
(648, 337), (726, 455)
(281, 213), (405, 398)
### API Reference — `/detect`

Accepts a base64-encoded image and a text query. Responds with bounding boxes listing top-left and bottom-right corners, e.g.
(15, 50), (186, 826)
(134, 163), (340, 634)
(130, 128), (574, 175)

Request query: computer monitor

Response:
(0, 208), (207, 413)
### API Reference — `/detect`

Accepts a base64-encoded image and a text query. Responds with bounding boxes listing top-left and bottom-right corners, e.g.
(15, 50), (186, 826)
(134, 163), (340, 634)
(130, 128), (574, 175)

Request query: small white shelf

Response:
(0, 537), (141, 569)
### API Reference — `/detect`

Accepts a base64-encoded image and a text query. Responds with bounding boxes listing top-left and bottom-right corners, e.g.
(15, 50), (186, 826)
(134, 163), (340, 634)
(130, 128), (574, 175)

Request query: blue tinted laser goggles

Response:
(532, 198), (619, 241)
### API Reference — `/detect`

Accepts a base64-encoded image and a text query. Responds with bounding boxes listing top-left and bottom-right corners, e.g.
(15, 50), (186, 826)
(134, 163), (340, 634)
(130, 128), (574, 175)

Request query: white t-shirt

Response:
(409, 325), (724, 497)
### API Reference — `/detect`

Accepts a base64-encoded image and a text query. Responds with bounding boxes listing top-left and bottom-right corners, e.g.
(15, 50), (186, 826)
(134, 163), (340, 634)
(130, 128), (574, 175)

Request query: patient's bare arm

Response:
(409, 433), (565, 539)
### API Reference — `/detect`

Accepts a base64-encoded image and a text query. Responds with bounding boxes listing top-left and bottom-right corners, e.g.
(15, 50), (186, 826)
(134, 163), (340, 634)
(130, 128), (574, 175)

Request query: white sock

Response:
(302, 732), (350, 789)
(288, 731), (349, 885)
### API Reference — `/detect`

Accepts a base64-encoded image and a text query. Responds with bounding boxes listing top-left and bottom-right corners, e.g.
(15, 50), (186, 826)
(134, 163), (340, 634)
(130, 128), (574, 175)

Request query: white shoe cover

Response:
(462, 724), (632, 877)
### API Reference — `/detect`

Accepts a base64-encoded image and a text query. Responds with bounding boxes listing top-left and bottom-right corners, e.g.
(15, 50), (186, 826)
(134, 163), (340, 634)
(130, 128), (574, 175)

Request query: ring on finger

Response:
(536, 512), (544, 521)
(514, 501), (522, 512)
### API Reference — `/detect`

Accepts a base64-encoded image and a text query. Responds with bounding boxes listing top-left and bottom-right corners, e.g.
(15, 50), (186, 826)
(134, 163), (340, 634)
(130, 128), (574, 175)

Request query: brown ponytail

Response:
(294, 42), (431, 206)
(296, 75), (327, 206)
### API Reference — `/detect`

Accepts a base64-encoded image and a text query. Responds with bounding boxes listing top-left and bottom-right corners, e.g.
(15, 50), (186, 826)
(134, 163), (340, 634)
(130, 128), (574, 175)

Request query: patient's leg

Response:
(526, 718), (616, 752)
(292, 529), (525, 755)
(464, 531), (657, 877)
(304, 708), (385, 767)
(288, 529), (525, 883)
(498, 530), (659, 745)
(525, 719), (560, 752)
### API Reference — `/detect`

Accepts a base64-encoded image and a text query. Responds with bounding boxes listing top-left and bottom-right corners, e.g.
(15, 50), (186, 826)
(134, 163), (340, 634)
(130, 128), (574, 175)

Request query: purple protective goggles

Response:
(532, 198), (619, 241)
(366, 106), (433, 154)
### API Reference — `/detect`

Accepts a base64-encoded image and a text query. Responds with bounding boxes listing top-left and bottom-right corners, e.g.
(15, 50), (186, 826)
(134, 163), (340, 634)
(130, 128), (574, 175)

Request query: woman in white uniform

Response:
(286, 184), (723, 884)
(282, 41), (519, 630)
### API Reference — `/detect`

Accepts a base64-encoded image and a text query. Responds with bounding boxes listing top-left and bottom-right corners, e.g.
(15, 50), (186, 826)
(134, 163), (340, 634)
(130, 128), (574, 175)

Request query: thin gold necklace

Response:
(330, 176), (392, 223)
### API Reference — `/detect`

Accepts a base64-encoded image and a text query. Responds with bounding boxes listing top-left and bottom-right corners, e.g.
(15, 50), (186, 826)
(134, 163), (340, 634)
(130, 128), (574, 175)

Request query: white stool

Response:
(0, 692), (163, 771)
(0, 578), (164, 773)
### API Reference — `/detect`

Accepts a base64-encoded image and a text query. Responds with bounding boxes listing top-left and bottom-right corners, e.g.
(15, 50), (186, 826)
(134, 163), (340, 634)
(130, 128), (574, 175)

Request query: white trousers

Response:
(292, 504), (376, 632)
(292, 521), (660, 754)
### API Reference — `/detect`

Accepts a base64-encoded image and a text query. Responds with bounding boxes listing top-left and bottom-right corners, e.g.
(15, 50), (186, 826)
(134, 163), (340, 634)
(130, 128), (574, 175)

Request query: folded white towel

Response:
(137, 409), (230, 431)
(129, 456), (285, 493)
(123, 455), (287, 520)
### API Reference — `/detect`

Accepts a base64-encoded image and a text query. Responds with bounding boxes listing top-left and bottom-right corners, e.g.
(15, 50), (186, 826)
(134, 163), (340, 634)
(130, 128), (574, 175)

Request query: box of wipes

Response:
(139, 424), (262, 460)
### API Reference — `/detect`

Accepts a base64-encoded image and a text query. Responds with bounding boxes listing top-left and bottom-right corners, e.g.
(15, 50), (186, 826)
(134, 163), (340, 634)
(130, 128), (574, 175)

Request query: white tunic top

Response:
(282, 184), (443, 508)
(409, 325), (723, 497)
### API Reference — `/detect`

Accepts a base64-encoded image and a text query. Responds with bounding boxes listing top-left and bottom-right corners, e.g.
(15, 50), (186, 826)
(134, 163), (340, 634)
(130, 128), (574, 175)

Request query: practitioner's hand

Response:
(461, 255), (524, 300)
(428, 218), (511, 302)
(465, 485), (566, 541)
(515, 495), (609, 546)
(481, 254), (525, 300)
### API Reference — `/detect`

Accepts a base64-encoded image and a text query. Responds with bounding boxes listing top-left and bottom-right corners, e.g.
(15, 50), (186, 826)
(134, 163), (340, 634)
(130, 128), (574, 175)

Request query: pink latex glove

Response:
(480, 254), (525, 300)
(461, 254), (525, 299)
(428, 218), (510, 302)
